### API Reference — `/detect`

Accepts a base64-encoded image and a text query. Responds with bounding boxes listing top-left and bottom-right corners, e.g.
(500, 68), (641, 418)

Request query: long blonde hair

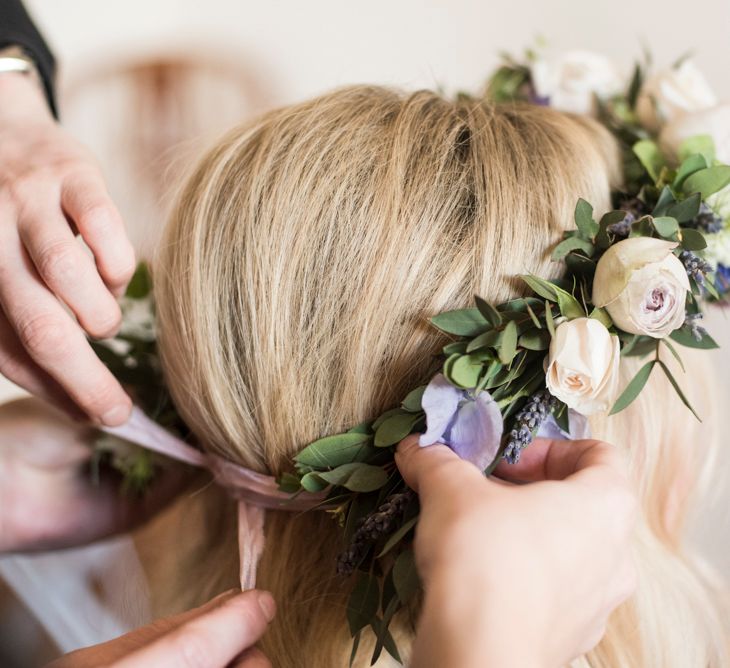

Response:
(147, 86), (729, 666)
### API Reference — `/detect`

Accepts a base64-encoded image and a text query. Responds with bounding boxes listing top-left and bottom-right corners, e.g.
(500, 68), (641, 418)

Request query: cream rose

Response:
(545, 318), (620, 415)
(531, 51), (622, 116)
(659, 102), (730, 165)
(636, 60), (717, 133)
(592, 238), (690, 338)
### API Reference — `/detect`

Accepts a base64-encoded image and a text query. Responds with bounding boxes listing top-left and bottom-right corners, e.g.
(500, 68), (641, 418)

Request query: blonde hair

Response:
(147, 86), (729, 667)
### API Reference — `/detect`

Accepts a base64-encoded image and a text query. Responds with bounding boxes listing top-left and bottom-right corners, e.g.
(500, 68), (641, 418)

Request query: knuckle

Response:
(86, 303), (122, 340)
(18, 312), (70, 359)
(36, 240), (80, 287)
(76, 377), (123, 417)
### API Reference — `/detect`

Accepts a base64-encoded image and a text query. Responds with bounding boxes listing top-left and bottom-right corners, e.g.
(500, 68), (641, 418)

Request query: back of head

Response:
(153, 86), (727, 666)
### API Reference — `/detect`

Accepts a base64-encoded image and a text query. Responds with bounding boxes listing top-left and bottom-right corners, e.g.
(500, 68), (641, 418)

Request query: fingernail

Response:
(256, 591), (276, 622)
(100, 403), (132, 427)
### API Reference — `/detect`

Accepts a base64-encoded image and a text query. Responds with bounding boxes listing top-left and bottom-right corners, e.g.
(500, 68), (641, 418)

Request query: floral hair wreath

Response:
(94, 47), (730, 665)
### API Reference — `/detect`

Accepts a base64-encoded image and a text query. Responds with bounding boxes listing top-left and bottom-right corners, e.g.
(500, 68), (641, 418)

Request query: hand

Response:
(396, 435), (638, 668)
(49, 589), (275, 668)
(0, 398), (186, 552)
(0, 73), (135, 426)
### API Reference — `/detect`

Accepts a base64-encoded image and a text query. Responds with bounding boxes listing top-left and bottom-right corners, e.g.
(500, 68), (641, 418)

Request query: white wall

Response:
(15, 0), (730, 576)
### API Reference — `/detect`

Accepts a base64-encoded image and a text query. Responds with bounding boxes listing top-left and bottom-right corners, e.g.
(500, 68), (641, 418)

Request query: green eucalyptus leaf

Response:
(466, 329), (500, 353)
(377, 515), (419, 558)
(450, 354), (484, 388)
(589, 307), (612, 328)
(660, 339), (685, 372)
(666, 193), (701, 223)
(519, 330), (550, 351)
(651, 187), (676, 217)
(574, 198), (598, 238)
(673, 154), (708, 190)
(633, 139), (665, 182)
(319, 463), (389, 492)
(679, 228), (707, 251)
(393, 549), (420, 603)
(657, 361), (700, 420)
(474, 295), (503, 327)
(401, 386), (426, 412)
(520, 274), (557, 302)
(372, 408), (406, 430)
(499, 320), (518, 365)
(430, 308), (489, 337)
(555, 288), (585, 320)
(442, 341), (468, 356)
(300, 472), (329, 492)
(670, 326), (719, 349)
(349, 630), (362, 668)
(609, 360), (656, 415)
(374, 412), (422, 447)
(525, 302), (542, 329)
(683, 165), (730, 200)
(347, 421), (373, 435)
(620, 334), (656, 358)
(551, 236), (595, 261)
(652, 216), (680, 238)
(553, 401), (570, 434)
(347, 574), (380, 635)
(545, 300), (556, 337)
(295, 433), (373, 468)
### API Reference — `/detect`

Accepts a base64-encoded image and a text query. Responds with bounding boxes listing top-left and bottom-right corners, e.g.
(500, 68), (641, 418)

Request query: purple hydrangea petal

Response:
(446, 390), (504, 471)
(536, 410), (592, 441)
(419, 374), (464, 447)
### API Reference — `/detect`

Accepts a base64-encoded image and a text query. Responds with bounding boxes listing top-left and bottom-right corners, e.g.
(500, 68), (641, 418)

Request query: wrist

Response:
(414, 572), (545, 668)
(0, 71), (53, 123)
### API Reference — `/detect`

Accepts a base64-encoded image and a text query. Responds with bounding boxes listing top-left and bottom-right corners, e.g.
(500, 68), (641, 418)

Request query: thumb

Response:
(395, 435), (485, 502)
(493, 437), (624, 483)
(113, 590), (276, 668)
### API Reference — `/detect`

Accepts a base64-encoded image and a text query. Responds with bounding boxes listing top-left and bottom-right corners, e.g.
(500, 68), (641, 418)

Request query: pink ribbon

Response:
(102, 406), (325, 590)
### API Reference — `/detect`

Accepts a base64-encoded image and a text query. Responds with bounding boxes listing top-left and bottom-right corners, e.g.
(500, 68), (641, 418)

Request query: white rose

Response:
(659, 102), (730, 165)
(592, 238), (690, 338)
(531, 51), (622, 116)
(545, 318), (620, 415)
(636, 60), (717, 133)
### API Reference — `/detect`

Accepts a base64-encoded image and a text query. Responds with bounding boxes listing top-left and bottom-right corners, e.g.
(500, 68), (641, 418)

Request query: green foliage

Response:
(430, 308), (489, 336)
(683, 165), (730, 200)
(610, 360), (656, 414)
(295, 433), (374, 468)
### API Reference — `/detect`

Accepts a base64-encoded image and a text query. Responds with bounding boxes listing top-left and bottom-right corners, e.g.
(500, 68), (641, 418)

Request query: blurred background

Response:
(1, 0), (729, 664)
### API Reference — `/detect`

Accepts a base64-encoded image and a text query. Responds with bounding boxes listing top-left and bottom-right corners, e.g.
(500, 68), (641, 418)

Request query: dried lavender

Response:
(337, 490), (414, 576)
(502, 389), (557, 465)
(608, 198), (647, 238)
(684, 312), (708, 342)
(690, 203), (723, 234)
(680, 250), (712, 286)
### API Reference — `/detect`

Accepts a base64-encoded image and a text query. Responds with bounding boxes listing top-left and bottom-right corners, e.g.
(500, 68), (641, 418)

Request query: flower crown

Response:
(94, 47), (730, 665)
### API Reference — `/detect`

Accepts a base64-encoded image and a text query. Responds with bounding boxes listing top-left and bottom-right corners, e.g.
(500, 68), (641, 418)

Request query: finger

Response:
(57, 591), (242, 666)
(493, 437), (624, 483)
(0, 233), (131, 425)
(395, 435), (484, 504)
(113, 590), (276, 668)
(231, 647), (272, 668)
(61, 172), (135, 297)
(0, 310), (83, 417)
(19, 206), (122, 338)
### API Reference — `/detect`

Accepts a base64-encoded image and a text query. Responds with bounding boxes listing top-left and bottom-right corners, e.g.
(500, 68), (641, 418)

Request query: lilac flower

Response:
(419, 374), (504, 471)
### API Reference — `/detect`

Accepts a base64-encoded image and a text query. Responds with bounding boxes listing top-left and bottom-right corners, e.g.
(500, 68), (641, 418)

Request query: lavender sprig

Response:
(502, 389), (557, 465)
(680, 250), (712, 286)
(337, 490), (414, 576)
(684, 312), (708, 342)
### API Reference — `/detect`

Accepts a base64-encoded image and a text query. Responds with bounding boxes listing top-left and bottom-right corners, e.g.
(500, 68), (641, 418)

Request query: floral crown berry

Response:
(94, 47), (730, 665)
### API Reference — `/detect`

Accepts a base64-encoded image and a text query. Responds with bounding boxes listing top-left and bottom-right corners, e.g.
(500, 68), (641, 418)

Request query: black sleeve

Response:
(0, 0), (57, 116)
